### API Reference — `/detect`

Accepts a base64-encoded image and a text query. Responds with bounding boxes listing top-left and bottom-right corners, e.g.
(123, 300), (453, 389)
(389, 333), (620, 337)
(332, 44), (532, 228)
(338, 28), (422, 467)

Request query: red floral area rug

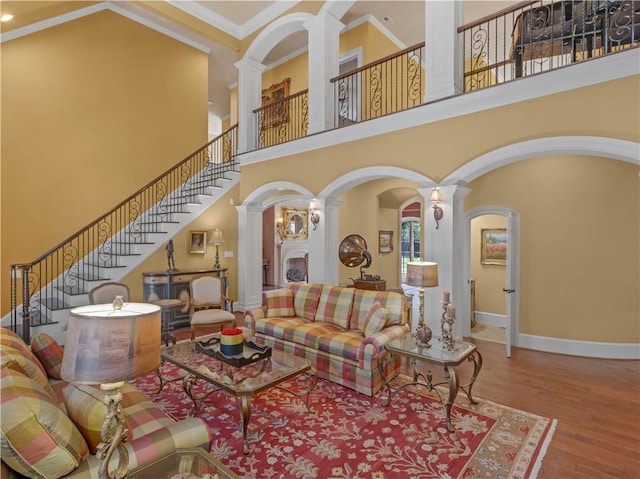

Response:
(132, 364), (556, 479)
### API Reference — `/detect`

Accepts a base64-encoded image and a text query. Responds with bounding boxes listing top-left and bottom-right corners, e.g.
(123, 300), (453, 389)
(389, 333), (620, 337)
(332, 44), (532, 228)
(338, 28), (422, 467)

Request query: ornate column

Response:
(424, 0), (464, 103)
(418, 185), (470, 340)
(234, 57), (265, 153)
(236, 202), (264, 311)
(304, 12), (344, 134)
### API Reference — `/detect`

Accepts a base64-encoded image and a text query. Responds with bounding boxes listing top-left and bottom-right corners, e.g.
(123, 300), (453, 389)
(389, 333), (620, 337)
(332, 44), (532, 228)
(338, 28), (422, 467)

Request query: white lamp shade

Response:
(61, 303), (161, 384)
(209, 228), (225, 245)
(406, 261), (439, 288)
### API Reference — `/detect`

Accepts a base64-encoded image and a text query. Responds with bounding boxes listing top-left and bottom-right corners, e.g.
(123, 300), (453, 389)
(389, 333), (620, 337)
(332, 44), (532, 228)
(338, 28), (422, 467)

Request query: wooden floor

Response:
(176, 315), (640, 479)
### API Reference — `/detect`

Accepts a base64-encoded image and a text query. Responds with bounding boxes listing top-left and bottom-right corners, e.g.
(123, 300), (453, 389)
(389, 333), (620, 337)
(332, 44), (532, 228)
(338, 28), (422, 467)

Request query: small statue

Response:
(165, 240), (176, 271)
(415, 324), (432, 348)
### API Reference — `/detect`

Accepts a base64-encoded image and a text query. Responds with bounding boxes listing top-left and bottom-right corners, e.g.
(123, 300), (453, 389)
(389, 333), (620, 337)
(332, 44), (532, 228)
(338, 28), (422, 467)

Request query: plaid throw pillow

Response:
(363, 302), (388, 337)
(31, 332), (64, 379)
(264, 289), (295, 318)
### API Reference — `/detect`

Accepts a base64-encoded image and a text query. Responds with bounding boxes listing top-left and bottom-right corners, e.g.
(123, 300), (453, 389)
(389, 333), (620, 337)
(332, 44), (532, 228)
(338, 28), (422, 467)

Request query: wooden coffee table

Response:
(161, 335), (317, 453)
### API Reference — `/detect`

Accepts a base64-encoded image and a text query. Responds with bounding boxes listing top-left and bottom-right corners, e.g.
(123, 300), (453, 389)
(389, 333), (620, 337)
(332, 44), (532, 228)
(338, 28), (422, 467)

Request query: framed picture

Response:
(261, 78), (291, 127)
(481, 228), (507, 265)
(379, 230), (393, 253)
(189, 231), (207, 254)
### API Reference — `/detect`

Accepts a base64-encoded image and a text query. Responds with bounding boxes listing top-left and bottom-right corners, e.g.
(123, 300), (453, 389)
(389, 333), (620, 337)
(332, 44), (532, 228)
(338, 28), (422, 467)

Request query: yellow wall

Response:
(1, 10), (209, 313)
(470, 215), (507, 315)
(240, 76), (640, 343)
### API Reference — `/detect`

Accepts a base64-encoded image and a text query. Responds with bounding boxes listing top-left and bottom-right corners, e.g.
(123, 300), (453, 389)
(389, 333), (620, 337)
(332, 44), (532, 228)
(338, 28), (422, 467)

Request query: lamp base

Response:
(97, 382), (129, 479)
(415, 324), (432, 348)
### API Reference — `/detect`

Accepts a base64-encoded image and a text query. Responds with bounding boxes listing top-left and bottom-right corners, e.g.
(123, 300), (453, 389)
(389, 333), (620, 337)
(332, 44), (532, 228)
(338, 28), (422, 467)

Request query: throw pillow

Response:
(0, 368), (89, 478)
(263, 289), (295, 318)
(31, 332), (64, 379)
(363, 302), (388, 337)
(0, 347), (57, 402)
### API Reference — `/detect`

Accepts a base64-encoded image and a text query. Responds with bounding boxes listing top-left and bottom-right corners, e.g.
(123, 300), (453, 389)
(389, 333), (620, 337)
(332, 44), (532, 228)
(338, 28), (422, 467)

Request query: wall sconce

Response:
(430, 188), (444, 229)
(276, 218), (285, 244)
(309, 199), (320, 230)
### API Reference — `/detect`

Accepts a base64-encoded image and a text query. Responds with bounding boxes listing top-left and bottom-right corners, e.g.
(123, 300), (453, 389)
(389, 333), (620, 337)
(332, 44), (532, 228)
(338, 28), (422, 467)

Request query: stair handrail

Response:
(9, 124), (238, 342)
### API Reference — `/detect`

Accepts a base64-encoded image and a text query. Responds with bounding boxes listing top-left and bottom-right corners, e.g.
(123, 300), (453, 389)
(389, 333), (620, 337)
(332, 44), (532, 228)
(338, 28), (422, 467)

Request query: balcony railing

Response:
(459, 0), (639, 91)
(332, 42), (425, 128)
(9, 125), (237, 342)
(254, 89), (308, 149)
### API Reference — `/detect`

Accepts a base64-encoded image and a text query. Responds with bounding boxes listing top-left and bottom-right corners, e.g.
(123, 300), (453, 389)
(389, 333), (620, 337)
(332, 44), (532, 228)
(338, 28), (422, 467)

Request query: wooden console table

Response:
(142, 268), (228, 331)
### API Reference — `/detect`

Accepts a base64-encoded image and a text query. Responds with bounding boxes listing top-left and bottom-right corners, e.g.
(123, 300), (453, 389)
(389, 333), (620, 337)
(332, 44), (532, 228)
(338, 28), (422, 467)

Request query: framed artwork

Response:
(189, 231), (207, 254)
(281, 207), (308, 240)
(261, 78), (291, 127)
(379, 230), (393, 253)
(481, 228), (507, 265)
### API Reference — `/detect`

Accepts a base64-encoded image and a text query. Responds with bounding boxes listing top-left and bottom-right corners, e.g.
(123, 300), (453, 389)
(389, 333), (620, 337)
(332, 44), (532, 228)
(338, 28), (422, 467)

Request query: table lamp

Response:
(209, 228), (225, 269)
(61, 303), (161, 479)
(406, 261), (439, 347)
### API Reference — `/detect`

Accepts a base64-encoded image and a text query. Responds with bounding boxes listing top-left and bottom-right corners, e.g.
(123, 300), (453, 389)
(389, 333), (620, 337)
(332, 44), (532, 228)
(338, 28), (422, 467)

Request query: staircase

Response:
(6, 126), (238, 345)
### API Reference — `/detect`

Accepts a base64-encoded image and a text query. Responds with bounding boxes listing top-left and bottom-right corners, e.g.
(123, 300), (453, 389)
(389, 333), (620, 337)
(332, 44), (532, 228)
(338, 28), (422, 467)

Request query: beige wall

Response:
(240, 76), (640, 344)
(470, 215), (507, 315)
(1, 10), (209, 314)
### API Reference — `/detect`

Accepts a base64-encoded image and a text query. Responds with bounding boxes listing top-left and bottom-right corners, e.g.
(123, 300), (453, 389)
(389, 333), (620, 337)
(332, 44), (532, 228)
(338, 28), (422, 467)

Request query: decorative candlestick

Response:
(439, 296), (456, 351)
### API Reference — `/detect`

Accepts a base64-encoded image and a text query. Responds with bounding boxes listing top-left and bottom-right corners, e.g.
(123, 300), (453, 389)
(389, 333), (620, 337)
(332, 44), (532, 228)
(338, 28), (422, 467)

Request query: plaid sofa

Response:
(245, 283), (411, 396)
(0, 328), (212, 479)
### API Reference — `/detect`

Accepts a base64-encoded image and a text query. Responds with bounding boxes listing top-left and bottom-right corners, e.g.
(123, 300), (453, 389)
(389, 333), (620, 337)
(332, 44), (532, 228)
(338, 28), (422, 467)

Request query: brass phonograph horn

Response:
(338, 234), (373, 279)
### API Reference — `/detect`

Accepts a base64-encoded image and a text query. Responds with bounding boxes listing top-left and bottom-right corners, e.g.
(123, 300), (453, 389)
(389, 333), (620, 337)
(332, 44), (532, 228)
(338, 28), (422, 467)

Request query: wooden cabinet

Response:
(142, 268), (228, 330)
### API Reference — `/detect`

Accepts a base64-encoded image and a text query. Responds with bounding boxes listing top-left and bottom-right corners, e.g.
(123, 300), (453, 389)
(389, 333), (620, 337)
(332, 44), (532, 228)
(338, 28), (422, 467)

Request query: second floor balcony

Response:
(245, 0), (639, 152)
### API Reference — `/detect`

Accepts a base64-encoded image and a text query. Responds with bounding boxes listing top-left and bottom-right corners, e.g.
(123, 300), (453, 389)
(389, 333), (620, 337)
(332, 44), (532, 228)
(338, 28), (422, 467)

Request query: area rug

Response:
(132, 364), (556, 479)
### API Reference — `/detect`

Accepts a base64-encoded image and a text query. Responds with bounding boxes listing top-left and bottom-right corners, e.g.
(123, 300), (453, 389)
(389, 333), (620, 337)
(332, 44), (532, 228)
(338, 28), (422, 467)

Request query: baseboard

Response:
(518, 333), (640, 360)
(474, 311), (506, 328)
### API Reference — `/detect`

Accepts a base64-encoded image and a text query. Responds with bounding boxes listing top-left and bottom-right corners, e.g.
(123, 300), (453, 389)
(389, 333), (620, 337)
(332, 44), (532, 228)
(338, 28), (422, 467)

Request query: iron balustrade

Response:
(459, 0), (639, 91)
(9, 125), (237, 342)
(331, 43), (425, 128)
(254, 89), (308, 149)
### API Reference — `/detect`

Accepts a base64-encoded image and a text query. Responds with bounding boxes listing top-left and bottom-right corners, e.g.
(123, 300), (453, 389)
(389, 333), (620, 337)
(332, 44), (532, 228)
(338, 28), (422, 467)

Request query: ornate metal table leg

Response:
(274, 368), (318, 413)
(378, 350), (394, 406)
(460, 349), (483, 405)
(236, 395), (251, 454)
(183, 373), (199, 416)
(443, 365), (459, 432)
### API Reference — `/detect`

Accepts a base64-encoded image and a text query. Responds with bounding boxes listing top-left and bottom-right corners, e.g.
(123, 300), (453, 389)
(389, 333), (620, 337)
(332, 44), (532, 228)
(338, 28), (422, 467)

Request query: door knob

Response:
(503, 288), (515, 293)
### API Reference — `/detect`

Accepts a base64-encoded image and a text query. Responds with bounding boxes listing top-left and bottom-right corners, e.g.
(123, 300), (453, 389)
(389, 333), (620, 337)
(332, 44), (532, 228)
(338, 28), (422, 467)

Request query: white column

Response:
(234, 57), (265, 153)
(236, 202), (264, 311)
(305, 12), (344, 134)
(424, 0), (464, 103)
(307, 197), (342, 284)
(419, 185), (470, 341)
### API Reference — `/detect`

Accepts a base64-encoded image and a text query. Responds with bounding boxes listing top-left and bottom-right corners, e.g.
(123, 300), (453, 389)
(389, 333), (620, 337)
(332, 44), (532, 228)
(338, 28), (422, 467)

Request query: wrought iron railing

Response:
(331, 42), (425, 128)
(9, 125), (238, 342)
(459, 0), (639, 91)
(254, 89), (308, 149)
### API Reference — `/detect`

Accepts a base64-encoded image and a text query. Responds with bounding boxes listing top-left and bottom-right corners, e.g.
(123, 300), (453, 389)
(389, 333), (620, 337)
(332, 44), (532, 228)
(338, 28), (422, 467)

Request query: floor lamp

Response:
(406, 261), (439, 347)
(61, 302), (161, 479)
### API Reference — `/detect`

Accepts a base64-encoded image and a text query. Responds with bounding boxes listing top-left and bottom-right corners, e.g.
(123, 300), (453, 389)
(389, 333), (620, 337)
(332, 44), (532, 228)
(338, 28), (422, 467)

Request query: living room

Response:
(1, 1), (639, 478)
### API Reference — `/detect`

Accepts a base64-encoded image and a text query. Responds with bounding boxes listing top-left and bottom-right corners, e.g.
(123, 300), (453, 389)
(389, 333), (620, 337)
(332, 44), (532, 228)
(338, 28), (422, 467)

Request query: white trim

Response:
(518, 334), (640, 360)
(265, 44), (310, 71)
(241, 1), (303, 37)
(166, 0), (242, 38)
(238, 48), (640, 166)
(343, 14), (406, 50)
(0, 1), (210, 53)
(475, 311), (507, 327)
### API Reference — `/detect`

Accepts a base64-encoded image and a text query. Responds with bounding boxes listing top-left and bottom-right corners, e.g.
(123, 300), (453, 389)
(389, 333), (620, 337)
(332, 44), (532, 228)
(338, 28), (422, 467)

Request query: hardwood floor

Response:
(175, 315), (640, 478)
(425, 338), (640, 479)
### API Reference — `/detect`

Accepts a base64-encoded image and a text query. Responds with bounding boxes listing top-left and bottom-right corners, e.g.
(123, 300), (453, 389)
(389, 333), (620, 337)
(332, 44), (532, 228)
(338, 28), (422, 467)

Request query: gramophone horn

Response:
(338, 234), (369, 268)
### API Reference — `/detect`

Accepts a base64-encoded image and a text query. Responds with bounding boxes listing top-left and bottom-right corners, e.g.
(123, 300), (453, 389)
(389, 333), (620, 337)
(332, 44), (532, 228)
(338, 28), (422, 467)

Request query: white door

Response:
(504, 212), (520, 358)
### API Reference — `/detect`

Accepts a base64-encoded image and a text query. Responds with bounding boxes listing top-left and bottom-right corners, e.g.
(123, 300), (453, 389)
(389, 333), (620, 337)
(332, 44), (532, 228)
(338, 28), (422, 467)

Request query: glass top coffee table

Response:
(129, 447), (238, 479)
(160, 335), (317, 453)
(380, 334), (482, 432)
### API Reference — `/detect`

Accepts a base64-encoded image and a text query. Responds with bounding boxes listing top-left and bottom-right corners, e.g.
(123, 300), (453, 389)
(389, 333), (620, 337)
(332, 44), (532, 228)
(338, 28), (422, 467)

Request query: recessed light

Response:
(1, 14), (14, 22)
(382, 15), (393, 25)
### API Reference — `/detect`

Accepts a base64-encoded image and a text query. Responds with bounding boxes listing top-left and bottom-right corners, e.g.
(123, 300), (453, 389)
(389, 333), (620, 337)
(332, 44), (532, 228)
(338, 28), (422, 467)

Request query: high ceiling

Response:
(0, 1), (513, 120)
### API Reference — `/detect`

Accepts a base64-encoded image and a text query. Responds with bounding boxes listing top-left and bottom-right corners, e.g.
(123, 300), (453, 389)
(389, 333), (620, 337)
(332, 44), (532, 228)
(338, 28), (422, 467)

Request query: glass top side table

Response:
(129, 448), (239, 479)
(381, 334), (483, 431)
